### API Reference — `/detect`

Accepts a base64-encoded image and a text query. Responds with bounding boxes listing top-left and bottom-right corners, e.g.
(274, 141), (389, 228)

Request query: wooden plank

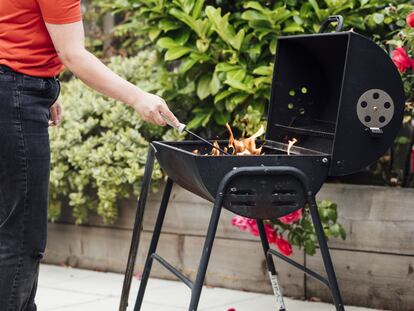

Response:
(180, 236), (305, 298)
(44, 223), (305, 298)
(45, 223), (182, 280)
(306, 248), (414, 311)
(58, 184), (414, 256)
(318, 184), (414, 255)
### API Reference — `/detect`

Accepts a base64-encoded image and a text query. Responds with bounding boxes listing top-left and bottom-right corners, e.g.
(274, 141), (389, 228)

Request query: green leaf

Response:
(214, 110), (231, 125)
(192, 0), (205, 19)
(243, 1), (267, 14)
(339, 226), (346, 240)
(216, 62), (240, 72)
(164, 46), (193, 61)
(149, 28), (161, 41)
(179, 57), (198, 73)
(241, 10), (268, 21)
(225, 78), (252, 93)
(174, 29), (191, 45)
(157, 37), (179, 49)
(205, 6), (245, 50)
(253, 65), (273, 76)
(309, 0), (322, 21)
(329, 223), (342, 238)
(227, 69), (246, 82)
(209, 73), (221, 95)
(283, 23), (305, 33)
(189, 52), (211, 62)
(373, 13), (384, 24)
(269, 38), (277, 55)
(396, 136), (410, 145)
(159, 19), (181, 32)
(197, 74), (212, 99)
(226, 93), (249, 111)
(170, 8), (197, 30)
(214, 89), (237, 103)
(304, 239), (316, 255)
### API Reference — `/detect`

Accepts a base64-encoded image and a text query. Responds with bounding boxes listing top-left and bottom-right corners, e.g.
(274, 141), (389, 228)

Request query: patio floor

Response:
(36, 264), (384, 311)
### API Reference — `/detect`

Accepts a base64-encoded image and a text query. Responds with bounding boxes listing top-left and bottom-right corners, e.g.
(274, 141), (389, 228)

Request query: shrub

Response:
(49, 50), (184, 224)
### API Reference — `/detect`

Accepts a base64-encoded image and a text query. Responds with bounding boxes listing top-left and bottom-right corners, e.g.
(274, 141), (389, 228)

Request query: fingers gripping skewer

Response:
(160, 113), (230, 155)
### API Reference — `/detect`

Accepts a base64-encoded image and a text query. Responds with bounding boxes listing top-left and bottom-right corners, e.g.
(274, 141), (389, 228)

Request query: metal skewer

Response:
(160, 113), (230, 155)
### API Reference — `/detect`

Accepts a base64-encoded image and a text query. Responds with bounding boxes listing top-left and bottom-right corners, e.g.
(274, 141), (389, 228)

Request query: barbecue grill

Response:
(120, 16), (405, 311)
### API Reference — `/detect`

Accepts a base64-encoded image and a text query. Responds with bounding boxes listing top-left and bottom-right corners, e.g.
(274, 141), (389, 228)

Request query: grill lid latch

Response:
(368, 127), (383, 137)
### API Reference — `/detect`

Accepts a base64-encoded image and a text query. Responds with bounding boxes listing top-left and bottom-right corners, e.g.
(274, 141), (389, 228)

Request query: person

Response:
(0, 1), (179, 310)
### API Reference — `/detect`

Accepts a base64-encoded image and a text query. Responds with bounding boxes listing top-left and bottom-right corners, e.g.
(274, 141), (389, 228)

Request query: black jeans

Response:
(0, 66), (60, 311)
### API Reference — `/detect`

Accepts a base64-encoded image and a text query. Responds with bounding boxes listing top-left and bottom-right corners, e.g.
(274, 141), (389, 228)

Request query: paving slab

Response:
(36, 264), (386, 311)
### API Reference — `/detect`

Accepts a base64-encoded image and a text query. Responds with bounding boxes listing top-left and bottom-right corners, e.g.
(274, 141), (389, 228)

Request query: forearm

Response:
(60, 48), (143, 106)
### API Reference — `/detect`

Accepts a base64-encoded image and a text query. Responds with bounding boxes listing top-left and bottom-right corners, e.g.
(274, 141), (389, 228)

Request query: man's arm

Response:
(45, 21), (178, 126)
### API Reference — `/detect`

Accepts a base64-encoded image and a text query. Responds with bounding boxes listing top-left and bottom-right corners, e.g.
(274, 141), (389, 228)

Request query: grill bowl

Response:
(152, 140), (330, 219)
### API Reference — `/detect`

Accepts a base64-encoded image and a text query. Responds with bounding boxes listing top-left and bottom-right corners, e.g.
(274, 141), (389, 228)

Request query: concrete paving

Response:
(36, 264), (384, 311)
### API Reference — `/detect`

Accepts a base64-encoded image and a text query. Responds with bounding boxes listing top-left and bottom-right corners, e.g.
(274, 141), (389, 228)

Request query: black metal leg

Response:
(257, 221), (286, 311)
(119, 147), (155, 311)
(134, 178), (174, 311)
(307, 195), (345, 311)
(188, 202), (223, 311)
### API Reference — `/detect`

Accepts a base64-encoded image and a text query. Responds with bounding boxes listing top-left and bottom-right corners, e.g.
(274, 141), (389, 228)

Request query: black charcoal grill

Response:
(120, 16), (405, 311)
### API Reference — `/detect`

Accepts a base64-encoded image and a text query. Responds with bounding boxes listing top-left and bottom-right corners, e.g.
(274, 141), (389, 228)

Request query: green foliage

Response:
(49, 51), (173, 224)
(271, 200), (346, 256)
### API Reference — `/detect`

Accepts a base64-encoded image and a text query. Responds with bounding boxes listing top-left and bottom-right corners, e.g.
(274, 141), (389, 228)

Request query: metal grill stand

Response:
(119, 147), (345, 311)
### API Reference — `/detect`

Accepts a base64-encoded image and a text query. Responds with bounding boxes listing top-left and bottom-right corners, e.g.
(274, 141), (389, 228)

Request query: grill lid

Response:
(266, 18), (405, 176)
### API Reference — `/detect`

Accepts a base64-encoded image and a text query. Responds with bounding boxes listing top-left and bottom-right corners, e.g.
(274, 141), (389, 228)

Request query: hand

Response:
(49, 101), (62, 127)
(131, 91), (179, 127)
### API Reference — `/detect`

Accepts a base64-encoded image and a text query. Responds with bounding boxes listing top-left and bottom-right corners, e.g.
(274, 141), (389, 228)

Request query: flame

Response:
(210, 141), (221, 156)
(192, 124), (298, 156)
(223, 124), (264, 156)
(287, 138), (298, 155)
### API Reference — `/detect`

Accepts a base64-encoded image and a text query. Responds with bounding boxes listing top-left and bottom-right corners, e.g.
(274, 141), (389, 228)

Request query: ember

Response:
(287, 138), (298, 155)
(192, 124), (265, 156)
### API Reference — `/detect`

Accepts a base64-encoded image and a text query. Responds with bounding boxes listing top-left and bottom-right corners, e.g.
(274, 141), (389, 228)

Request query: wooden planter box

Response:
(44, 183), (414, 310)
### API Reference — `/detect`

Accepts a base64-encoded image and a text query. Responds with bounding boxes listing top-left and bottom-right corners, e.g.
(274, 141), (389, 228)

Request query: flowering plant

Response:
(390, 10), (414, 104)
(232, 200), (345, 256)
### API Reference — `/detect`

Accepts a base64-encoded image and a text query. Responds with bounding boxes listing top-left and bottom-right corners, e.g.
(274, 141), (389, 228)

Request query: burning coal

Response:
(192, 124), (298, 156)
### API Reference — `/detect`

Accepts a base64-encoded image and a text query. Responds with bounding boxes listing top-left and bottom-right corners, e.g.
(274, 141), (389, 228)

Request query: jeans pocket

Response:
(21, 76), (52, 95)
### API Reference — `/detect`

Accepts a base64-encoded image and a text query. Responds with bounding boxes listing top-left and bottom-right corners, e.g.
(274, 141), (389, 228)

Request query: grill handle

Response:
(319, 15), (344, 33)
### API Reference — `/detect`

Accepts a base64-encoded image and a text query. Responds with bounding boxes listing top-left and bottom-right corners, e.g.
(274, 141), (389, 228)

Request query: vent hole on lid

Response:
(384, 102), (391, 109)
(289, 90), (296, 96)
(299, 108), (305, 115)
(361, 101), (368, 108)
(373, 92), (380, 99)
(365, 116), (371, 122)
(379, 116), (386, 123)
(301, 87), (308, 94)
(288, 103), (294, 109)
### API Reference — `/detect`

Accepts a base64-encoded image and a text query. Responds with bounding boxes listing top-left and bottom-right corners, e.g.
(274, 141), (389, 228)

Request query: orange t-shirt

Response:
(0, 0), (82, 77)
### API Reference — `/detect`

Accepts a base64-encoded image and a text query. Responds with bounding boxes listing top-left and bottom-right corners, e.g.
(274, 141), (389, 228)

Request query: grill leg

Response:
(308, 195), (345, 311)
(188, 201), (223, 311)
(119, 147), (155, 311)
(134, 178), (174, 311)
(257, 220), (287, 311)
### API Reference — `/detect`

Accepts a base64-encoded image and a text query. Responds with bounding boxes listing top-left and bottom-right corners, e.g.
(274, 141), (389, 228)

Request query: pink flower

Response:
(227, 309), (236, 311)
(278, 208), (303, 224)
(231, 215), (249, 231)
(246, 219), (259, 236)
(392, 47), (412, 73)
(264, 224), (278, 244)
(407, 12), (414, 28)
(275, 235), (292, 256)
